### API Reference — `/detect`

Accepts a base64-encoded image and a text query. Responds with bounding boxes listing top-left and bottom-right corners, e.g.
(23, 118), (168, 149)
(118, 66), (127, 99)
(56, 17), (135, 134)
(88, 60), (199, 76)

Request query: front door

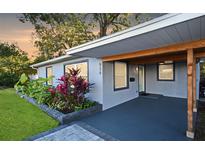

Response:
(138, 65), (145, 95)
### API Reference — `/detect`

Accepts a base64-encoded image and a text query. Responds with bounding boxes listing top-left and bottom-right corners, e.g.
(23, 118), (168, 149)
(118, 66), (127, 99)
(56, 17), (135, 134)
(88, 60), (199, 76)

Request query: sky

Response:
(0, 13), (38, 59)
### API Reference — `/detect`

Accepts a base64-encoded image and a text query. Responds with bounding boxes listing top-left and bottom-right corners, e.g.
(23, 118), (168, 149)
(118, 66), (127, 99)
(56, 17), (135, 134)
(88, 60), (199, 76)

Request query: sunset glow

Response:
(0, 13), (38, 59)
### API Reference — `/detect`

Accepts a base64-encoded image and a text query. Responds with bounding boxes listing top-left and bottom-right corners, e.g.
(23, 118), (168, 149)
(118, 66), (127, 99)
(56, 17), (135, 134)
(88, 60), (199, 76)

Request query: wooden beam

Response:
(102, 39), (205, 62)
(195, 50), (205, 58)
(186, 48), (194, 138)
(129, 53), (186, 65)
(193, 57), (197, 112)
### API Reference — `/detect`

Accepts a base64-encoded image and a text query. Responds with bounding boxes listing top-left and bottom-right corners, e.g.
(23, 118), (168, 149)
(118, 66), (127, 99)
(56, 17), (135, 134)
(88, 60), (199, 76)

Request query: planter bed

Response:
(17, 92), (102, 124)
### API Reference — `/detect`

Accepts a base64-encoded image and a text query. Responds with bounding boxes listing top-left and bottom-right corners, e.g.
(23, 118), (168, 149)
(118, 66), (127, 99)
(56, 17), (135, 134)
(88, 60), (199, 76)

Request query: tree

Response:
(86, 13), (130, 37)
(0, 42), (35, 87)
(88, 13), (130, 37)
(86, 13), (165, 37)
(20, 14), (95, 60)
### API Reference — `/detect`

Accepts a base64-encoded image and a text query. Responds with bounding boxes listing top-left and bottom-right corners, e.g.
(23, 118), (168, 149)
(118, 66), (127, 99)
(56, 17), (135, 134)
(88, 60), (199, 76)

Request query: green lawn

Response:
(0, 88), (59, 141)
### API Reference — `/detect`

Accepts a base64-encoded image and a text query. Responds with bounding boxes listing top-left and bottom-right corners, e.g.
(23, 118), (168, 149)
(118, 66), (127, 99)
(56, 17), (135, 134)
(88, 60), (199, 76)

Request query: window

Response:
(46, 67), (53, 85)
(64, 61), (88, 80)
(114, 61), (128, 90)
(157, 61), (174, 81)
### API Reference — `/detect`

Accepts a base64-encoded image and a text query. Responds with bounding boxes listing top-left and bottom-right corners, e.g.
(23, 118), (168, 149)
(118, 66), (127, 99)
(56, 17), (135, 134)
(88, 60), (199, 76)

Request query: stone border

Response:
(75, 121), (118, 141)
(17, 92), (102, 124)
(26, 121), (118, 141)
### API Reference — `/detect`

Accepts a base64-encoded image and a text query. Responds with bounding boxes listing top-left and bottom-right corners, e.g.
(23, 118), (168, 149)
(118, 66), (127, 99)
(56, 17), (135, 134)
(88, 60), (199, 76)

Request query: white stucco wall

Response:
(145, 62), (200, 99)
(102, 62), (139, 110)
(37, 57), (103, 104)
(86, 58), (103, 104)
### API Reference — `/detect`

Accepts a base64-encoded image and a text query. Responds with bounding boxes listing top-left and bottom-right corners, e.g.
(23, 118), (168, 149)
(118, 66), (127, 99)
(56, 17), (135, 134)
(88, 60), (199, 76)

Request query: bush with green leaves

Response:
(15, 73), (53, 104)
(74, 99), (96, 111)
(0, 72), (19, 87)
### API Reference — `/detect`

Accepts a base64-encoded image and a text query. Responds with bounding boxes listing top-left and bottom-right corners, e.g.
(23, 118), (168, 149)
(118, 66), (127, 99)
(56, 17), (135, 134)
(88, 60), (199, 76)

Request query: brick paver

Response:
(35, 124), (104, 141)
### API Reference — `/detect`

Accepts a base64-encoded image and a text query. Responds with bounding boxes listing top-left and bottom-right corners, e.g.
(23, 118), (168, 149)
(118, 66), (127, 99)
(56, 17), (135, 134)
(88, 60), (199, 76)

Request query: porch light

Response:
(159, 62), (164, 65)
(135, 66), (138, 72)
(164, 60), (173, 64)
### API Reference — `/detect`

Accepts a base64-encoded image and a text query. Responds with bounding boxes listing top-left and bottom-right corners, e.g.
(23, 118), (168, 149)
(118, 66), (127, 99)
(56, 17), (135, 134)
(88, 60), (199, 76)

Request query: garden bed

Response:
(18, 92), (102, 124)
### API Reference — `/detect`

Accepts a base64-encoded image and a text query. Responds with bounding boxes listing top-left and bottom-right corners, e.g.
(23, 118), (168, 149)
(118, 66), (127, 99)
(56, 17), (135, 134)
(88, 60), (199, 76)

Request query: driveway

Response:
(81, 96), (189, 141)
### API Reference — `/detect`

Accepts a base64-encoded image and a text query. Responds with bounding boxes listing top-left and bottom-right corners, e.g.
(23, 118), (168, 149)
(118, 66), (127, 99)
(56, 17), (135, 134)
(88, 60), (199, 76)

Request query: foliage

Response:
(20, 14), (95, 61)
(15, 69), (95, 114)
(14, 73), (29, 94)
(46, 68), (92, 113)
(0, 88), (58, 140)
(75, 99), (96, 111)
(0, 73), (19, 87)
(15, 73), (53, 104)
(0, 42), (36, 87)
(85, 13), (164, 37)
(87, 13), (130, 37)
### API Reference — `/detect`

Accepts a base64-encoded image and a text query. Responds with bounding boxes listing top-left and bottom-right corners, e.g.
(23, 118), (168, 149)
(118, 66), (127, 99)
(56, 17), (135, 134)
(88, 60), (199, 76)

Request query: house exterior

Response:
(32, 13), (205, 138)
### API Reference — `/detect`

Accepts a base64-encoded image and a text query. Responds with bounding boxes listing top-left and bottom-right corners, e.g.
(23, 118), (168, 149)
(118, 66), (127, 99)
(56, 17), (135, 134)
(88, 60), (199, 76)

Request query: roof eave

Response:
(66, 13), (205, 56)
(31, 55), (78, 68)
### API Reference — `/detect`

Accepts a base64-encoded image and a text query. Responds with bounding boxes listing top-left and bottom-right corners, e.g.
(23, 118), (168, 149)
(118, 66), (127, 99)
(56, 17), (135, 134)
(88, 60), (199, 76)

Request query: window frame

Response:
(113, 61), (129, 91)
(63, 60), (89, 81)
(157, 62), (175, 81)
(46, 66), (53, 85)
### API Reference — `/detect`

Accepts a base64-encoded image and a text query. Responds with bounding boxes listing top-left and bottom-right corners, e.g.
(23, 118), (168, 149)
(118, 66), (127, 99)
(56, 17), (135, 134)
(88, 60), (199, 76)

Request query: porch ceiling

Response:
(128, 51), (187, 65)
(68, 14), (205, 59)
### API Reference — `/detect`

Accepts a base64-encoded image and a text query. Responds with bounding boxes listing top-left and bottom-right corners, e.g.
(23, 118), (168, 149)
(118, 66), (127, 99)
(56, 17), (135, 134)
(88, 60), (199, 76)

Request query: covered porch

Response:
(102, 40), (205, 138)
(82, 96), (189, 140)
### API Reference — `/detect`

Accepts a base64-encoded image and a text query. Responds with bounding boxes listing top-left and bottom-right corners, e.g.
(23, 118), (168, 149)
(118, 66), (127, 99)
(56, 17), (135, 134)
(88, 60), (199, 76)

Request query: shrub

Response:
(15, 69), (96, 114)
(0, 72), (19, 87)
(46, 68), (93, 113)
(15, 73), (53, 104)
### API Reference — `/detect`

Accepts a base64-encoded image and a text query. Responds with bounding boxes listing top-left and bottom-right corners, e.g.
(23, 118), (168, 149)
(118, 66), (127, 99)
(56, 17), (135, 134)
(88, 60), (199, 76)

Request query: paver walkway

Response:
(31, 122), (117, 141)
(35, 124), (104, 141)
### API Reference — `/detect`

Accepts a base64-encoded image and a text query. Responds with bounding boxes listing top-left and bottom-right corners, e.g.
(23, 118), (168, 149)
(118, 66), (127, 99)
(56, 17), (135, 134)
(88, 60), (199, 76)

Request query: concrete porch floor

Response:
(81, 96), (189, 141)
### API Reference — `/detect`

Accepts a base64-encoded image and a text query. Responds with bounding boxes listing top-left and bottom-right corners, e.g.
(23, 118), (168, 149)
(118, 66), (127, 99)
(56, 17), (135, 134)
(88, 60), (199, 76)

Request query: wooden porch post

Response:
(186, 49), (194, 138)
(193, 57), (197, 112)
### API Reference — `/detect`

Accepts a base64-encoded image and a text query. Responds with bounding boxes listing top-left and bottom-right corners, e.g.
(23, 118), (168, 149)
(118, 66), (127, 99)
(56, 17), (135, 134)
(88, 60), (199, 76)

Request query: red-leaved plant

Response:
(47, 68), (90, 113)
(68, 68), (89, 104)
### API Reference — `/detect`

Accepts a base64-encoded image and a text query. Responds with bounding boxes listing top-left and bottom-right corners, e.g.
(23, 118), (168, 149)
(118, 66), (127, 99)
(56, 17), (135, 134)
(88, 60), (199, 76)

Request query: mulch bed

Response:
(194, 101), (205, 140)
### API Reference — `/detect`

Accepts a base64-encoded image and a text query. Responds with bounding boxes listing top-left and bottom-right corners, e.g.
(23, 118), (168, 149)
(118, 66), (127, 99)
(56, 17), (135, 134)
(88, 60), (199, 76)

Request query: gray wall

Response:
(145, 62), (200, 99)
(103, 62), (139, 110)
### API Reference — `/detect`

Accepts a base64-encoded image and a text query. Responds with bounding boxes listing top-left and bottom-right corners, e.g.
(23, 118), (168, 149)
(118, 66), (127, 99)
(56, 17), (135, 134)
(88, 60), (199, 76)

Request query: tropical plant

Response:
(68, 68), (89, 104)
(15, 69), (95, 114)
(46, 68), (93, 113)
(14, 73), (29, 94)
(15, 73), (53, 104)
